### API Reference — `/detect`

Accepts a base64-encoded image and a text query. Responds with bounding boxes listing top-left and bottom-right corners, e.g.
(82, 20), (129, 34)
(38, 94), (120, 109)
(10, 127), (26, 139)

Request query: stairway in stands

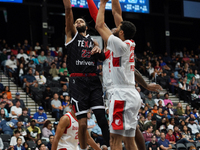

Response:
(0, 71), (55, 122)
(143, 75), (190, 110)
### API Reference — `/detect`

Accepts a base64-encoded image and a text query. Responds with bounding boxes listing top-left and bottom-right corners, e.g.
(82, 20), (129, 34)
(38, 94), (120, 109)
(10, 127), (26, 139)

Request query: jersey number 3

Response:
(81, 50), (91, 58)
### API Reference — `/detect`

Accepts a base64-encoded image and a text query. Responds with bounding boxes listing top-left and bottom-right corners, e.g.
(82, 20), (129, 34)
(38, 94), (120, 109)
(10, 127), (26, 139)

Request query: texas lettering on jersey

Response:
(77, 40), (94, 48)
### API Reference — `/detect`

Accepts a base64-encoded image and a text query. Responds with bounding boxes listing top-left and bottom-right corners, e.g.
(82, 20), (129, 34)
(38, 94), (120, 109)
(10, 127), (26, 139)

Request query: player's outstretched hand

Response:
(91, 46), (101, 55)
(146, 83), (162, 92)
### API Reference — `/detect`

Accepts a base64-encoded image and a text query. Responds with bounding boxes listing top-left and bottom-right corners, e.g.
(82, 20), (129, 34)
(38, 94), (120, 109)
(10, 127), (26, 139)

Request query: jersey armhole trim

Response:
(65, 31), (78, 47)
(69, 112), (78, 122)
(66, 114), (71, 129)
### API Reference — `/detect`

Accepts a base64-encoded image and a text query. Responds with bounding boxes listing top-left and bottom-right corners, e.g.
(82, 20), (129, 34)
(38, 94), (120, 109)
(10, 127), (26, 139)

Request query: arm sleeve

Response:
(107, 35), (128, 57)
(87, 0), (98, 22)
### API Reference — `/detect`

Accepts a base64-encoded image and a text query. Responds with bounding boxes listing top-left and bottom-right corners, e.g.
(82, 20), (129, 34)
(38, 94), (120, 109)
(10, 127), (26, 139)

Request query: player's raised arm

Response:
(95, 0), (112, 42)
(112, 0), (123, 27)
(135, 68), (162, 92)
(87, 0), (98, 22)
(63, 0), (77, 44)
(51, 116), (70, 150)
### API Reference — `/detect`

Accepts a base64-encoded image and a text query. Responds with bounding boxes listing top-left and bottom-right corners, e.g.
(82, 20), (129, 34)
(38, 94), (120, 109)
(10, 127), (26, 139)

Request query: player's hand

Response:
(146, 83), (162, 92)
(91, 46), (101, 55)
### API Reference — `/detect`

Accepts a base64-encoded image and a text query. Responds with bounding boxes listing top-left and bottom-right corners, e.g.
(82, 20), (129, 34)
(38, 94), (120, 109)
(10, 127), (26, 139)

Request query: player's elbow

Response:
(64, 5), (72, 14)
(95, 23), (103, 30)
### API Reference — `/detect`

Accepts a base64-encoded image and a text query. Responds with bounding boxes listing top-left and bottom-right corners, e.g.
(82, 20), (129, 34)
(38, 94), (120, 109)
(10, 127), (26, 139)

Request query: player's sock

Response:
(93, 109), (110, 147)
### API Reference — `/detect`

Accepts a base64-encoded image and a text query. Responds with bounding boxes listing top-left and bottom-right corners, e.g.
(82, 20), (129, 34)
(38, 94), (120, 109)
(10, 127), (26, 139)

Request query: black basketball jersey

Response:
(64, 32), (102, 74)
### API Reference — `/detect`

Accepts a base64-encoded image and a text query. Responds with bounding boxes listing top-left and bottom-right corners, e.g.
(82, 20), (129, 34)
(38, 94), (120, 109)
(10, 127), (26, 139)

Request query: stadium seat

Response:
(0, 134), (11, 142)
(176, 143), (186, 150)
(27, 141), (36, 150)
(195, 142), (200, 149)
(171, 144), (176, 149)
(3, 142), (9, 150)
(185, 143), (195, 150)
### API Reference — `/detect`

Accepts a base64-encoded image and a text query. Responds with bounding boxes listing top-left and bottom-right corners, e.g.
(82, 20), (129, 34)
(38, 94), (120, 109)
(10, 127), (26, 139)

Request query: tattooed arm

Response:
(135, 68), (162, 92)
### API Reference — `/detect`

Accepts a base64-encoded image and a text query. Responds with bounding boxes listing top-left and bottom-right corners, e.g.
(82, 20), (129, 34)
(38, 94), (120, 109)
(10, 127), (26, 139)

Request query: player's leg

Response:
(78, 117), (88, 149)
(123, 137), (138, 150)
(135, 126), (146, 150)
(110, 133), (123, 150)
(93, 109), (110, 146)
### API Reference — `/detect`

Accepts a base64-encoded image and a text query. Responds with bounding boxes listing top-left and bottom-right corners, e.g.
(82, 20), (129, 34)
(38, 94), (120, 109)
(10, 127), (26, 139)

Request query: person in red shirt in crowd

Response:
(166, 129), (176, 144)
(143, 125), (154, 146)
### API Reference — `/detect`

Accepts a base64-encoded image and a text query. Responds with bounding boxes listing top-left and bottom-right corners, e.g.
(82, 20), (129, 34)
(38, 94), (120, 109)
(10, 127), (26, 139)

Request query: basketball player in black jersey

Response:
(62, 0), (110, 149)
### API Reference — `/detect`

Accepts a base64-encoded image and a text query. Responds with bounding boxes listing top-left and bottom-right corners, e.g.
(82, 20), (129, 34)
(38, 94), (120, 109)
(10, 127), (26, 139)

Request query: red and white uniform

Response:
(57, 112), (79, 150)
(106, 35), (141, 136)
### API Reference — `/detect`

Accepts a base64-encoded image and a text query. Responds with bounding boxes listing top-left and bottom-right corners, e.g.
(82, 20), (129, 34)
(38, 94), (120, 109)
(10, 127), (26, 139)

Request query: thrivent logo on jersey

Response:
(76, 60), (94, 66)
(78, 40), (94, 48)
(115, 119), (122, 126)
(72, 126), (78, 130)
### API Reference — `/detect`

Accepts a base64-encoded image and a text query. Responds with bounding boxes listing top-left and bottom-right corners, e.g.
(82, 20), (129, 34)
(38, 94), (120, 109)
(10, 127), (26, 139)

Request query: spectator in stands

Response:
(33, 106), (47, 127)
(143, 125), (154, 146)
(13, 137), (26, 150)
(187, 69), (195, 82)
(34, 42), (41, 51)
(41, 121), (53, 142)
(38, 143), (46, 150)
(154, 61), (162, 75)
(16, 49), (29, 64)
(155, 130), (161, 141)
(173, 125), (190, 144)
(0, 101), (8, 116)
(168, 73), (178, 94)
(59, 84), (69, 102)
(52, 122), (58, 135)
(188, 118), (200, 135)
(42, 86), (53, 111)
(146, 62), (155, 80)
(165, 129), (176, 144)
(185, 105), (191, 116)
(138, 115), (145, 132)
(154, 93), (165, 107)
(29, 52), (39, 65)
(167, 118), (175, 131)
(46, 51), (54, 66)
(51, 93), (62, 121)
(190, 108), (199, 119)
(91, 123), (104, 146)
(194, 69), (200, 80)
(163, 93), (173, 106)
(16, 63), (27, 85)
(151, 105), (158, 116)
(0, 49), (8, 69)
(191, 90), (199, 101)
(160, 59), (171, 71)
(49, 62), (60, 81)
(174, 113), (181, 126)
(148, 135), (160, 150)
(6, 55), (17, 77)
(12, 92), (25, 108)
(176, 102), (185, 117)
(0, 114), (18, 135)
(27, 119), (41, 141)
(59, 62), (69, 76)
(11, 100), (22, 118)
(23, 68), (37, 93)
(62, 96), (71, 115)
(23, 40), (30, 52)
(158, 132), (172, 150)
(146, 93), (155, 109)
(163, 109), (171, 119)
(2, 86), (12, 100)
(34, 70), (46, 87)
(144, 117), (157, 133)
(0, 108), (6, 121)
(47, 135), (54, 150)
(10, 130), (25, 146)
(1, 93), (13, 113)
(144, 113), (152, 124)
(13, 121), (27, 137)
(136, 87), (146, 102)
(23, 142), (29, 150)
(38, 51), (47, 68)
(87, 112), (96, 136)
(60, 70), (69, 87)
(53, 57), (60, 69)
(28, 60), (36, 74)
(181, 125), (194, 143)
(35, 139), (42, 150)
(18, 108), (31, 127)
(166, 103), (174, 116)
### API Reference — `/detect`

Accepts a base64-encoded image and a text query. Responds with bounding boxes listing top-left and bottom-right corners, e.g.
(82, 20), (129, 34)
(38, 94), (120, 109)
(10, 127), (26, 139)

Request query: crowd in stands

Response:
(1, 39), (200, 149)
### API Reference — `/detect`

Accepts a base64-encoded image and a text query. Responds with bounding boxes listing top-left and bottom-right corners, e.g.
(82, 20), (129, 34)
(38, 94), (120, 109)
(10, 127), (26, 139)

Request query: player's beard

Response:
(76, 25), (86, 33)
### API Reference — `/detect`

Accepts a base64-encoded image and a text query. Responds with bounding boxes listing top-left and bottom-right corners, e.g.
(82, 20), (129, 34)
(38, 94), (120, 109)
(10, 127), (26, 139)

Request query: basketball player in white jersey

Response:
(95, 0), (162, 149)
(51, 108), (101, 150)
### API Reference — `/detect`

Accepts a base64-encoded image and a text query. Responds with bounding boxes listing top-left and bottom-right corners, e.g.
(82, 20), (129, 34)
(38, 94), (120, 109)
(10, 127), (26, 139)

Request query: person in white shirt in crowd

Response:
(5, 55), (17, 77)
(144, 113), (152, 124)
(10, 130), (25, 146)
(17, 49), (29, 64)
(154, 93), (165, 107)
(146, 62), (155, 80)
(11, 100), (22, 118)
(187, 118), (200, 135)
(34, 70), (47, 88)
(34, 42), (41, 51)
(179, 78), (190, 91)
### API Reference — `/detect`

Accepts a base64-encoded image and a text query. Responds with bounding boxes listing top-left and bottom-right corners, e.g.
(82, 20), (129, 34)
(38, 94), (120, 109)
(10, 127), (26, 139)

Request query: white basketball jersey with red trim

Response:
(107, 35), (136, 87)
(57, 112), (79, 150)
(103, 50), (113, 89)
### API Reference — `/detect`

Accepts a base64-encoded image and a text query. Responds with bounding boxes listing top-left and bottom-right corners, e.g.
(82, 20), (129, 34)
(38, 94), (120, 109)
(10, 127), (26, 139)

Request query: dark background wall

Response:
(0, 0), (200, 55)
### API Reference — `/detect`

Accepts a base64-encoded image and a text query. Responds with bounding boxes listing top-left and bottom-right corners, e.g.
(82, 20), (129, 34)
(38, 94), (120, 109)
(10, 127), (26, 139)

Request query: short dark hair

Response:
(17, 137), (22, 142)
(147, 125), (153, 130)
(49, 135), (54, 139)
(14, 130), (20, 134)
(164, 93), (169, 97)
(120, 21), (136, 40)
(38, 143), (45, 149)
(22, 108), (28, 111)
(152, 117), (157, 121)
